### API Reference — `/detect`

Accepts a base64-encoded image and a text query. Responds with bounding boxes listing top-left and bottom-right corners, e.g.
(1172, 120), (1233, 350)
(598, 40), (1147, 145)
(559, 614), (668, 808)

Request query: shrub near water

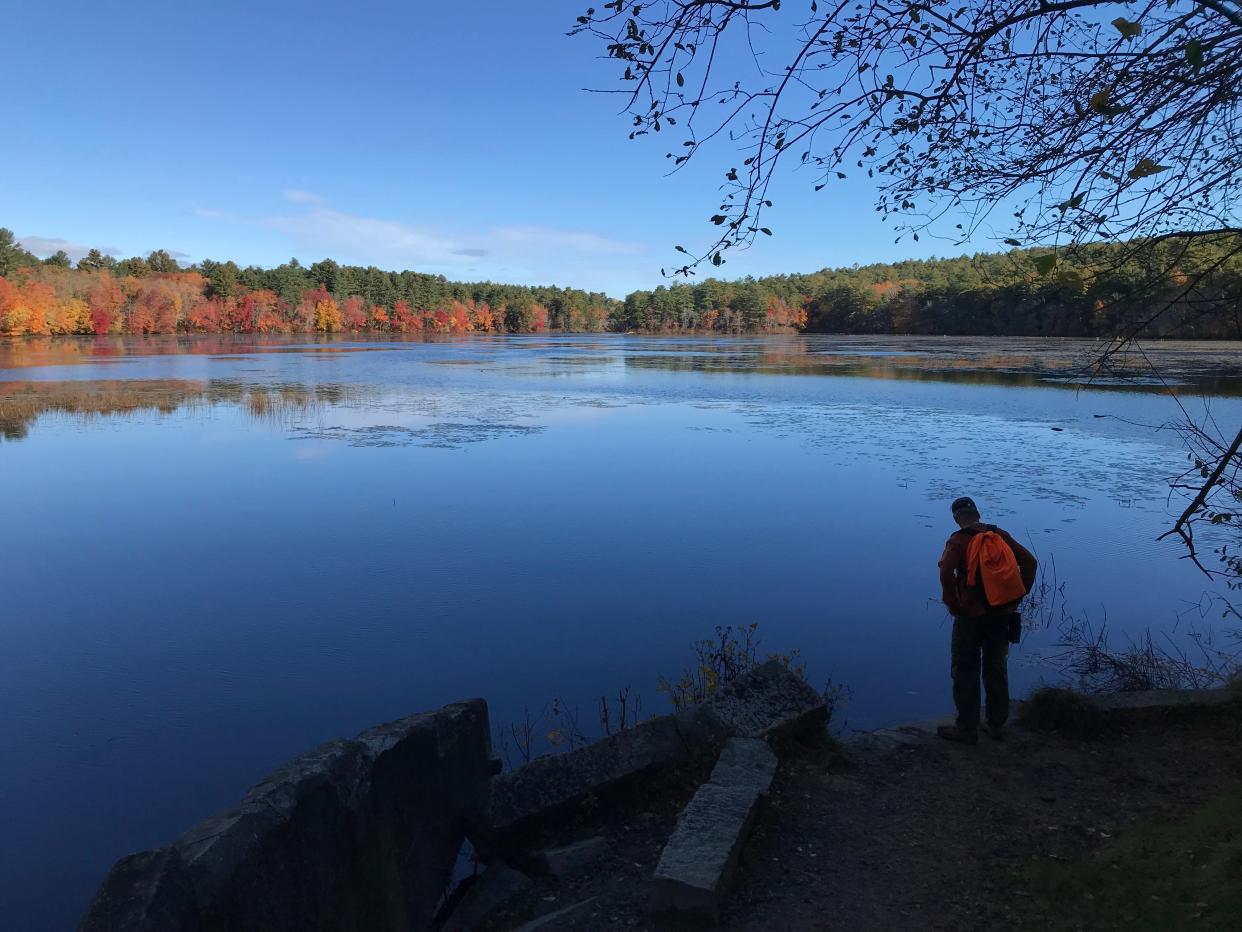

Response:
(656, 623), (806, 711)
(1017, 687), (1107, 739)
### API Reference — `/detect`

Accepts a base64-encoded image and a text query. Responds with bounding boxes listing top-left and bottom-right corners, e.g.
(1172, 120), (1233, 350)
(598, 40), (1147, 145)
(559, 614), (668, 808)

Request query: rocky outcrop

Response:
(78, 661), (829, 931)
(483, 660), (825, 857)
(79, 700), (495, 932)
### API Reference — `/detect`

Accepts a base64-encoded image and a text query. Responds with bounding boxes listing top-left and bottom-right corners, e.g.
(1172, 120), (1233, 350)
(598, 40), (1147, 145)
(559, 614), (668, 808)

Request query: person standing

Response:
(937, 496), (1038, 744)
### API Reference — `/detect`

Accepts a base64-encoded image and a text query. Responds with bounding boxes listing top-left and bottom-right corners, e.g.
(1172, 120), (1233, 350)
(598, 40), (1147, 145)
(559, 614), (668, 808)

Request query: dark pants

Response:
(951, 615), (1011, 730)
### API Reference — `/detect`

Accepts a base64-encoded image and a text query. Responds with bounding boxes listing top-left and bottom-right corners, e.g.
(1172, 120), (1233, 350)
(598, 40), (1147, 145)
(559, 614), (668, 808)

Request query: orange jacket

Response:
(939, 523), (1037, 618)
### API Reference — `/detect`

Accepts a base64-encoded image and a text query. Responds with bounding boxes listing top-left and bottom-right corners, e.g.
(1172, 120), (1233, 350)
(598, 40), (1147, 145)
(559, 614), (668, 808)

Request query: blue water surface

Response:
(2, 333), (1239, 930)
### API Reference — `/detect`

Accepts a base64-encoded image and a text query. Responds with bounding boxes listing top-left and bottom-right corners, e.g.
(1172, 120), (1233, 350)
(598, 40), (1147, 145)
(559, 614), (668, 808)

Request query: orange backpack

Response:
(965, 529), (1027, 607)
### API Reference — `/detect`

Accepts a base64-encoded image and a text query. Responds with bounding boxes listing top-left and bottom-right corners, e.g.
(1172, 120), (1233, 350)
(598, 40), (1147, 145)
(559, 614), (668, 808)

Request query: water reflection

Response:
(0, 379), (368, 440)
(621, 346), (1242, 395)
(5, 334), (1240, 397)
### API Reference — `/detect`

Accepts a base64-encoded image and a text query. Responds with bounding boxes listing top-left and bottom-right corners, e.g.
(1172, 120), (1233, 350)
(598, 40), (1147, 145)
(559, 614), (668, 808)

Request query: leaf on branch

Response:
(1111, 17), (1142, 39)
(710, 214), (727, 225)
(1034, 253), (1057, 275)
(1056, 192), (1085, 213)
(1127, 158), (1170, 180)
(760, 228), (772, 236)
(676, 72), (685, 87)
(1087, 88), (1125, 116)
(1004, 238), (1021, 247)
(1185, 39), (1204, 73)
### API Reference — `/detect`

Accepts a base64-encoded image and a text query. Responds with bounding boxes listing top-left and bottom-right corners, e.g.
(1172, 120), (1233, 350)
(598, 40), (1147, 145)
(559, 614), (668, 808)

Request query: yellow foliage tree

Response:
(315, 294), (342, 332)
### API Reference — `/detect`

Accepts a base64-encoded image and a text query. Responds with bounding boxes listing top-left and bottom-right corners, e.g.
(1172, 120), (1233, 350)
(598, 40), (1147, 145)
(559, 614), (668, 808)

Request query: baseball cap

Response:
(951, 496), (979, 516)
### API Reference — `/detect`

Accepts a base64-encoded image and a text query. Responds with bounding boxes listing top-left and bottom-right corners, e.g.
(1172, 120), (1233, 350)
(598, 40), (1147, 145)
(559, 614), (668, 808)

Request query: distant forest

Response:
(2, 227), (1239, 338)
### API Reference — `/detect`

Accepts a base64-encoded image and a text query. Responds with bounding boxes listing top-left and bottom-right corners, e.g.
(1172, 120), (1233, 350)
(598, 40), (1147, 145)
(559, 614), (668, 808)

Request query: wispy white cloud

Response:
(257, 203), (644, 270)
(263, 208), (472, 267)
(282, 188), (325, 205)
(492, 225), (645, 257)
(193, 194), (651, 295)
(18, 235), (120, 261)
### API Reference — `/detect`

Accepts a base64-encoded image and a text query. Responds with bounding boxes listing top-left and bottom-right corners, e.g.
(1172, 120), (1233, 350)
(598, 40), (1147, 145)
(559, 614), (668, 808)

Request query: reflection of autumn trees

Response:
(0, 335), (408, 369)
(0, 380), (367, 440)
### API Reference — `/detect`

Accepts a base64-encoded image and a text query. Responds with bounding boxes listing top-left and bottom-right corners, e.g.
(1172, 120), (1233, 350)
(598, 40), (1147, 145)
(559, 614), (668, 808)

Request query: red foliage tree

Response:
(87, 273), (125, 335)
(340, 296), (367, 330)
(390, 299), (422, 333)
(187, 297), (224, 332)
(224, 294), (255, 333)
(250, 290), (285, 333)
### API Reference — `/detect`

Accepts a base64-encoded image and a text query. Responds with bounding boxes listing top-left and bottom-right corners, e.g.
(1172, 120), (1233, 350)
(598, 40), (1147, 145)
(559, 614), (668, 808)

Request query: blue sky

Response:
(3, 0), (973, 296)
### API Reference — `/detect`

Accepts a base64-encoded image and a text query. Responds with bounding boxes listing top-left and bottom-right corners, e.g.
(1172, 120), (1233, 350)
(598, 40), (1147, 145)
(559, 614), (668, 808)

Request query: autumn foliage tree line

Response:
(3, 227), (1240, 339)
(623, 238), (1242, 338)
(0, 230), (614, 337)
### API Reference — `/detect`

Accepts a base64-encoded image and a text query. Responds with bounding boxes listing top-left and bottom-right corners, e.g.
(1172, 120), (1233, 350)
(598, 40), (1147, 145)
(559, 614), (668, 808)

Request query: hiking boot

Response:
(982, 722), (1006, 741)
(936, 724), (978, 745)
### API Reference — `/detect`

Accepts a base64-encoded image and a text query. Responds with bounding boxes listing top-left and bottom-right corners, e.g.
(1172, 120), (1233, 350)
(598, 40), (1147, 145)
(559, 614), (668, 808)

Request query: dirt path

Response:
(727, 708), (1242, 930)
(486, 705), (1242, 931)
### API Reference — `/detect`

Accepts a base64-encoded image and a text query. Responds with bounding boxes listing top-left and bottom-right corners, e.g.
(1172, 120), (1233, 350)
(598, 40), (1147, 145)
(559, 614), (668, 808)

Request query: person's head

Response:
(951, 496), (981, 528)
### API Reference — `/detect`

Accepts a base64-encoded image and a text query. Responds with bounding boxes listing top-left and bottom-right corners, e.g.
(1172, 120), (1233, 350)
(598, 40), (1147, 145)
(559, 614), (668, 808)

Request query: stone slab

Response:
(482, 703), (730, 855)
(845, 715), (954, 755)
(707, 736), (779, 796)
(649, 783), (763, 922)
(1094, 687), (1234, 711)
(440, 864), (532, 932)
(528, 837), (610, 881)
(708, 659), (828, 741)
(647, 737), (778, 923)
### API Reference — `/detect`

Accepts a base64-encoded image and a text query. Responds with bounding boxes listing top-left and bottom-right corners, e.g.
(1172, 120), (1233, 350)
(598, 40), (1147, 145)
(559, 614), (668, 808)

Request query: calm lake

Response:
(3, 333), (1240, 930)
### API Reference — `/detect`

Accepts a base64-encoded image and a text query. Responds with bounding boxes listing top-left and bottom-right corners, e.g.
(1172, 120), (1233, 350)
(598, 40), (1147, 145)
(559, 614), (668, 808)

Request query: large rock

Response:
(79, 700), (495, 932)
(708, 658), (828, 741)
(649, 738), (778, 922)
(483, 661), (825, 856)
